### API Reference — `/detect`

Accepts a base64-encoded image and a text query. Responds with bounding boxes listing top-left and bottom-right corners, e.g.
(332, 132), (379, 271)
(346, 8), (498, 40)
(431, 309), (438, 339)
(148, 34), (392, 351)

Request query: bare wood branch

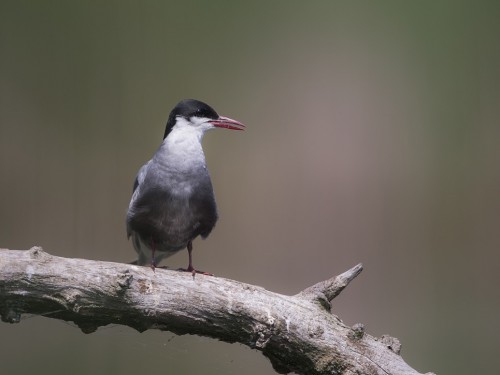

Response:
(297, 263), (364, 311)
(0, 247), (431, 375)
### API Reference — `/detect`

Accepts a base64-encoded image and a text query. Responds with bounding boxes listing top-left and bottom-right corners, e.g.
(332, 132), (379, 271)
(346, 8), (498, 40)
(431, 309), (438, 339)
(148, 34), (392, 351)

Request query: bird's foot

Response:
(177, 267), (214, 278)
(128, 259), (160, 272)
(150, 260), (157, 273)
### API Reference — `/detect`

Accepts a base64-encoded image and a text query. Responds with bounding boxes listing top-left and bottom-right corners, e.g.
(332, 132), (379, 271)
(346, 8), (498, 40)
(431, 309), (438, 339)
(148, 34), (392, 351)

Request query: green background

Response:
(1, 1), (499, 374)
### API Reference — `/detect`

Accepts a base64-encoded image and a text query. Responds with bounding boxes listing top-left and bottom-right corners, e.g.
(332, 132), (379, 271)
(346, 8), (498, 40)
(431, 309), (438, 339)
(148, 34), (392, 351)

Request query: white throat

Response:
(156, 117), (212, 170)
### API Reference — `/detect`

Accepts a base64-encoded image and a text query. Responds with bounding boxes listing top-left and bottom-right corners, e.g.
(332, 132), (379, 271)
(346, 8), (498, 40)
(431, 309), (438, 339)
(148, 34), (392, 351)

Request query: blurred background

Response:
(1, 1), (499, 374)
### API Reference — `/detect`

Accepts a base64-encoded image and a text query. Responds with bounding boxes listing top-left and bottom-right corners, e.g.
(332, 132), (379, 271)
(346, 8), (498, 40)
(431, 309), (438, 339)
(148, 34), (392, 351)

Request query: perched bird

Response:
(126, 99), (245, 272)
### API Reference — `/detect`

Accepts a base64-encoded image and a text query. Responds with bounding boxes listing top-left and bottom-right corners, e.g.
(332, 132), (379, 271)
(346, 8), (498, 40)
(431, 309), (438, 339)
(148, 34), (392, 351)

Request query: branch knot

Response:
(296, 263), (363, 310)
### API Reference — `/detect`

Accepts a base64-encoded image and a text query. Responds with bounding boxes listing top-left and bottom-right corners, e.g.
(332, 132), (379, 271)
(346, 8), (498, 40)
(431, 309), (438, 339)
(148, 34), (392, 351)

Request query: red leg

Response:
(187, 241), (194, 273)
(177, 241), (213, 277)
(150, 238), (156, 272)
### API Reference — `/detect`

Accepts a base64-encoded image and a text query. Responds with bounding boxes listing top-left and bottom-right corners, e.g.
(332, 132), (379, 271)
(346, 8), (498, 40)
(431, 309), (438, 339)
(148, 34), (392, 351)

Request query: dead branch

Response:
(0, 247), (432, 375)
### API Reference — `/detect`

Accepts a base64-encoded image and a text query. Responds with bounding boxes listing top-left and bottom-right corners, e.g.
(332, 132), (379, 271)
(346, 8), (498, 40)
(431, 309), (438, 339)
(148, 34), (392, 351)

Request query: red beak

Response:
(209, 116), (245, 131)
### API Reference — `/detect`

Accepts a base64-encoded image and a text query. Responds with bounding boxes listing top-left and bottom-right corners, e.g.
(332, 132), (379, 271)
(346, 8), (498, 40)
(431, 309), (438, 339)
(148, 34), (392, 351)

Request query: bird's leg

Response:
(177, 241), (213, 276)
(150, 238), (157, 272)
(187, 240), (195, 275)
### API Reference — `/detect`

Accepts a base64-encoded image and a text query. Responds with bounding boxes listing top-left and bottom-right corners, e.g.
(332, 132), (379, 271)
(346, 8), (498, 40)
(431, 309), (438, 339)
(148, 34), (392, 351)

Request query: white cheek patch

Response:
(177, 116), (212, 127)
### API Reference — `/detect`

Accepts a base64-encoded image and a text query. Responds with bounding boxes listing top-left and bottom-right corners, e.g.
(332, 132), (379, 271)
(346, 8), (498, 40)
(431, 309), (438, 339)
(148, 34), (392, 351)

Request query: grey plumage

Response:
(126, 99), (244, 271)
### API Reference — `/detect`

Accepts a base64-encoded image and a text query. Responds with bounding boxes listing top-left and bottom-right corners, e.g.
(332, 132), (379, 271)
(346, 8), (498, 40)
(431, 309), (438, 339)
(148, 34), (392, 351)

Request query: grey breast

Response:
(127, 164), (218, 253)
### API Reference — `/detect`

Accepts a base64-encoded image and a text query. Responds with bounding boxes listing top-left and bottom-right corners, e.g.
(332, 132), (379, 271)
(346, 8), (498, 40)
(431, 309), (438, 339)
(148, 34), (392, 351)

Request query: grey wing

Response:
(127, 160), (152, 238)
(130, 161), (151, 201)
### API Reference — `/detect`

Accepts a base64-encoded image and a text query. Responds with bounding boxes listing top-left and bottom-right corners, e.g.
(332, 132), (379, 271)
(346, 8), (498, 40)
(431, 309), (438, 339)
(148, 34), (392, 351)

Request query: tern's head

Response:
(163, 99), (245, 140)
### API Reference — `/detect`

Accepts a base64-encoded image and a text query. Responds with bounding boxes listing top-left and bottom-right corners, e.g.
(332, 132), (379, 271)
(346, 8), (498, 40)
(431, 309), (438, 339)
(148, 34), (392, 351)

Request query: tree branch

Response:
(0, 247), (431, 375)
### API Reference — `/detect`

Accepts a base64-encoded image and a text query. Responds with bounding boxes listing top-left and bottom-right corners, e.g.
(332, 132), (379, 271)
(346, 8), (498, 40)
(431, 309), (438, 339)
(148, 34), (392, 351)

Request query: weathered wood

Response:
(0, 247), (431, 375)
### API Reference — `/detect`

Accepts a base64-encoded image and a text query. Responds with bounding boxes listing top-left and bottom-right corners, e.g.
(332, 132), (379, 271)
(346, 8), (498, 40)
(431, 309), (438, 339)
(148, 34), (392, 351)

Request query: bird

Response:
(126, 99), (245, 273)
